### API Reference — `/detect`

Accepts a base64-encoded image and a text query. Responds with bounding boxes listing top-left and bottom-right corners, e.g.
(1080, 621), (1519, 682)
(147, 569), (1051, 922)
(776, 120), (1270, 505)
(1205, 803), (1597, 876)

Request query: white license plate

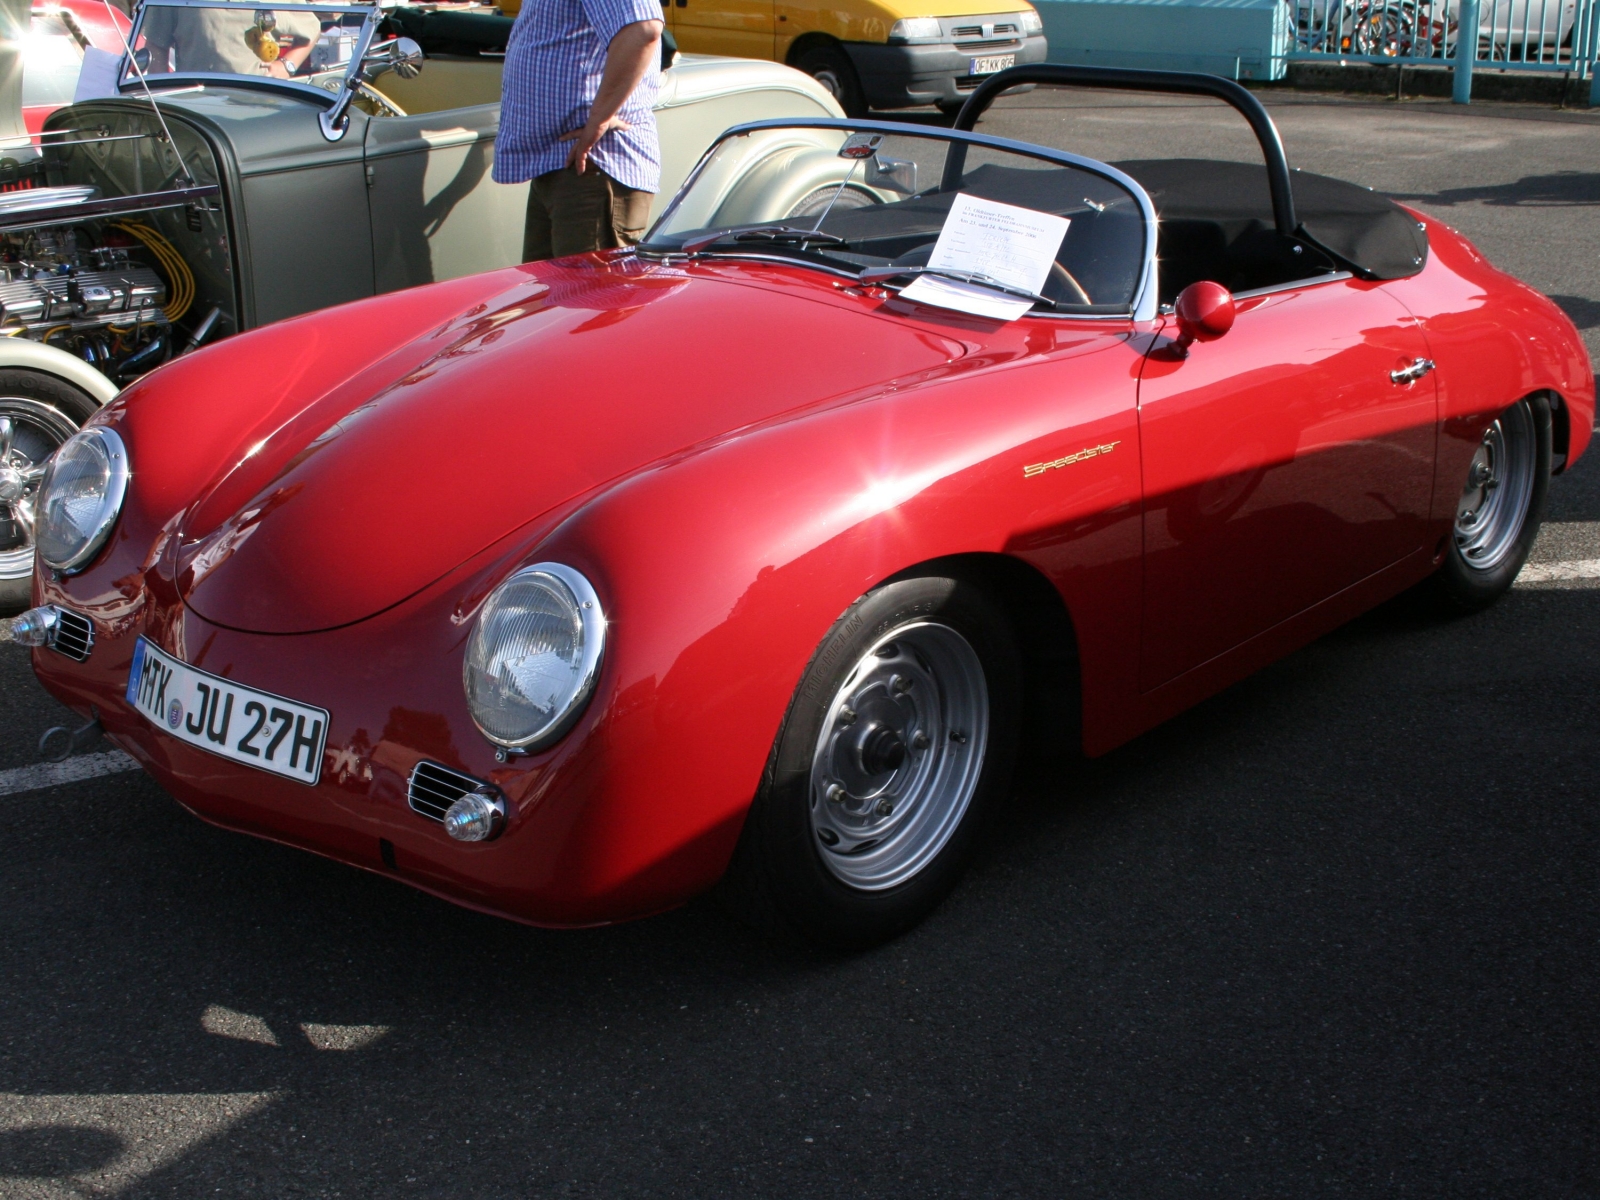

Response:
(125, 637), (329, 785)
(970, 54), (1014, 75)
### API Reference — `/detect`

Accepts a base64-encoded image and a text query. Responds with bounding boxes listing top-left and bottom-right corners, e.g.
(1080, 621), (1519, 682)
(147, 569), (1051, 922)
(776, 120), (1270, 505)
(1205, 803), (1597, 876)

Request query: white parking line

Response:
(1518, 558), (1600, 586)
(0, 750), (140, 798)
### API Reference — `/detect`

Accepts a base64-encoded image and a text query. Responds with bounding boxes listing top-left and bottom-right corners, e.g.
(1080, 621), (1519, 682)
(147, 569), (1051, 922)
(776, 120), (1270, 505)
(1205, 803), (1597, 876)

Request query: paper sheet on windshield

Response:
(899, 193), (1070, 321)
(74, 47), (122, 103)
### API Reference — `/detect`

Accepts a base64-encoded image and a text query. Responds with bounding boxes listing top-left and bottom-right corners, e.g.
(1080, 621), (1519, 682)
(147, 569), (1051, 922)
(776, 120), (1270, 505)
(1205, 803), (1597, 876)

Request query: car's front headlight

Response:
(35, 426), (129, 574)
(890, 16), (943, 40)
(463, 562), (606, 751)
(1020, 8), (1043, 34)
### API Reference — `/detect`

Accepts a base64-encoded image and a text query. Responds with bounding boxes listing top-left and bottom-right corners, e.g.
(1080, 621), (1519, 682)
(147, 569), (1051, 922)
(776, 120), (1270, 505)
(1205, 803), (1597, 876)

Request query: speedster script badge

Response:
(127, 638), (329, 785)
(1023, 440), (1121, 478)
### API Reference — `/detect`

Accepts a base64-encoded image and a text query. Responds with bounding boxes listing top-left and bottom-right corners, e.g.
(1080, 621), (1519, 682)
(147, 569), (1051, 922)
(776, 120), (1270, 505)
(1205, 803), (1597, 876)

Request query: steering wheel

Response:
(1047, 261), (1091, 307)
(353, 81), (407, 118)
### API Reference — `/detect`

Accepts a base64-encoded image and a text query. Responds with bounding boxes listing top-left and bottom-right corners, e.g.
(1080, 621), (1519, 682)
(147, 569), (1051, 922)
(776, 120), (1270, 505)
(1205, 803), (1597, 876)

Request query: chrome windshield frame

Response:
(119, 0), (380, 140)
(642, 116), (1160, 323)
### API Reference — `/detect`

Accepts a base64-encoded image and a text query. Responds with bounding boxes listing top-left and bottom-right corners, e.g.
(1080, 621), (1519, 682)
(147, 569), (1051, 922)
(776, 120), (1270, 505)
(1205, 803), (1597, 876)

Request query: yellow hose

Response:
(111, 221), (196, 323)
(41, 324), (70, 343)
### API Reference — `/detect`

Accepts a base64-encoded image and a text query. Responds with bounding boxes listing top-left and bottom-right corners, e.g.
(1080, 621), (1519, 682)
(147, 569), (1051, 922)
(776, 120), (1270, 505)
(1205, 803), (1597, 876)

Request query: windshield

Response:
(122, 0), (373, 91)
(643, 122), (1151, 317)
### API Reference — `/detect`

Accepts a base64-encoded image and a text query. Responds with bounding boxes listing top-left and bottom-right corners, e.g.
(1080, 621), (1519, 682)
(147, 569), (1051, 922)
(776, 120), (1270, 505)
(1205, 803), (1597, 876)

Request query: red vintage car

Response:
(10, 67), (1593, 947)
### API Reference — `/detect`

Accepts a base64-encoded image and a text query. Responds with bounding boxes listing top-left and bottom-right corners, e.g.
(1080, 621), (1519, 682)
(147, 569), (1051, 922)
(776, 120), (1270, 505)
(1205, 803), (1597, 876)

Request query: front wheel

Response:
(0, 372), (102, 614)
(793, 45), (868, 118)
(721, 573), (1021, 948)
(1430, 393), (1551, 613)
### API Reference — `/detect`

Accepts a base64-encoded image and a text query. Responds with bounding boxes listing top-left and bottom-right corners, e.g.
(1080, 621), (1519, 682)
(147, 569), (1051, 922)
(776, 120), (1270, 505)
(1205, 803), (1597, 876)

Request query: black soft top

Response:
(1112, 159), (1429, 282)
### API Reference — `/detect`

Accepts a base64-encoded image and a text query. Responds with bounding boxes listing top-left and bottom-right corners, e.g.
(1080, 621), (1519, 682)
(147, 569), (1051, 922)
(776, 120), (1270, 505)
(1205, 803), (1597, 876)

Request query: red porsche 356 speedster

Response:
(12, 67), (1593, 946)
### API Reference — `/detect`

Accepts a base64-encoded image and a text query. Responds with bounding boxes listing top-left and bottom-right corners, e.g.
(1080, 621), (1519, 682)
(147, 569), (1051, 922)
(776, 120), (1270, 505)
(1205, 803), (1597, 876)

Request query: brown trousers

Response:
(522, 165), (653, 262)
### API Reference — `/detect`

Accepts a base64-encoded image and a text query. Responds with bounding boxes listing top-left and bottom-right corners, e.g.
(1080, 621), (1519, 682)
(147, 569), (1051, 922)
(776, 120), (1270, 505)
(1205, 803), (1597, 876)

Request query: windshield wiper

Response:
(856, 265), (1058, 310)
(679, 225), (848, 256)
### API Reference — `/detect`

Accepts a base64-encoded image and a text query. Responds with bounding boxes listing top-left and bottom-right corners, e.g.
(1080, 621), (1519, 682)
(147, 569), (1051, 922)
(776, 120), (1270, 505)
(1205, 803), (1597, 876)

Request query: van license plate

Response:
(126, 637), (329, 785)
(971, 54), (1014, 75)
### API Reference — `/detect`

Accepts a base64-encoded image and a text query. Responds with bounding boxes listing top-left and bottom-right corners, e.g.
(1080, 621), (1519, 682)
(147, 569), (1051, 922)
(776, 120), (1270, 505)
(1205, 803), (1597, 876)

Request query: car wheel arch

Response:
(878, 552), (1085, 770)
(1548, 388), (1572, 474)
(784, 31), (844, 67)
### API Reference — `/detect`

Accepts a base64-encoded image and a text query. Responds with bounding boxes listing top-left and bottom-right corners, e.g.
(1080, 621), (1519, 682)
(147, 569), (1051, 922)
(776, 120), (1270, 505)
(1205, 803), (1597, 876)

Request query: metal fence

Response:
(1292, 0), (1600, 100)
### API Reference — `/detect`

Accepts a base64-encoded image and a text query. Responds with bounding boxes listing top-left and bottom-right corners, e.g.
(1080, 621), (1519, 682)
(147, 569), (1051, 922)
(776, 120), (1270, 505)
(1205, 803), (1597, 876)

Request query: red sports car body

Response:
(20, 68), (1593, 941)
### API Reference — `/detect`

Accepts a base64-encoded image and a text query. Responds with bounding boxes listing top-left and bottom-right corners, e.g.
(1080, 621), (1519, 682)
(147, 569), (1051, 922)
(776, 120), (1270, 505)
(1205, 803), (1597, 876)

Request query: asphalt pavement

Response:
(2, 92), (1598, 1198)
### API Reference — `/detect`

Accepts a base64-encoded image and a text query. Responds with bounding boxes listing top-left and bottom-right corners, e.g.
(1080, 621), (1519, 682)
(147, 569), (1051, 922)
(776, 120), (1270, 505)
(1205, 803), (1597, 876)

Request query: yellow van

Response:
(662, 0), (1047, 116)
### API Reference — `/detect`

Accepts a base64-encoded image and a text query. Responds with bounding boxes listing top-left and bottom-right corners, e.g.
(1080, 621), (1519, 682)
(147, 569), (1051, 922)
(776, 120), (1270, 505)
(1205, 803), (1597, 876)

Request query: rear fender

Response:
(1386, 212), (1594, 513)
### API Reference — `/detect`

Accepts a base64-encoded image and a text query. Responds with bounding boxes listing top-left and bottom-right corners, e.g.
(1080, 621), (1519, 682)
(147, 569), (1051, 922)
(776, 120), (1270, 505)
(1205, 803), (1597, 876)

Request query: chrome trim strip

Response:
(1231, 271), (1353, 301)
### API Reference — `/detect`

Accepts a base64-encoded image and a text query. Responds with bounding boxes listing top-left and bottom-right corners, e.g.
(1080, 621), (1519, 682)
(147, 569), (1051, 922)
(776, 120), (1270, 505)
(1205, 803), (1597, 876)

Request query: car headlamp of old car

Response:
(463, 563), (606, 750)
(1020, 8), (1044, 34)
(35, 427), (129, 574)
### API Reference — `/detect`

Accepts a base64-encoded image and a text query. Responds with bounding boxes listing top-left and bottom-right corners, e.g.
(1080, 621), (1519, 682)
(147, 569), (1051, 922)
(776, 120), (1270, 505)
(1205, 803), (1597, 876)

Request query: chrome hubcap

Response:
(0, 401), (80, 584)
(1455, 399), (1536, 573)
(809, 621), (988, 891)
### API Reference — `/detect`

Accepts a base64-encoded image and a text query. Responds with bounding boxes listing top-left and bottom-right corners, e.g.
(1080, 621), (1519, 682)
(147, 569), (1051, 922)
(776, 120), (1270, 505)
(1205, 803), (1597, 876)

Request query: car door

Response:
(364, 99), (524, 294)
(1136, 277), (1437, 691)
(669, 0), (774, 58)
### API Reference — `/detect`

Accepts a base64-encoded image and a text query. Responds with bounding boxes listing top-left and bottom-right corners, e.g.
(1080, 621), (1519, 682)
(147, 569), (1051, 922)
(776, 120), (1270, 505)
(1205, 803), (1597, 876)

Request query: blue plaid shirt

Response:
(493, 0), (664, 192)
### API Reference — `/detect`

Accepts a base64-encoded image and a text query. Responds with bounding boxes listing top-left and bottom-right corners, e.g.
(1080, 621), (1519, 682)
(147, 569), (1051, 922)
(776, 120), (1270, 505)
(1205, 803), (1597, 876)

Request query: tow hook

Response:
(39, 706), (102, 764)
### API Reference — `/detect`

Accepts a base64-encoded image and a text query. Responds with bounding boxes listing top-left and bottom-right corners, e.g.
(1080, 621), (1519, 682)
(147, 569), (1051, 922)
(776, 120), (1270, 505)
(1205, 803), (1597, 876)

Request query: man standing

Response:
(494, 0), (664, 262)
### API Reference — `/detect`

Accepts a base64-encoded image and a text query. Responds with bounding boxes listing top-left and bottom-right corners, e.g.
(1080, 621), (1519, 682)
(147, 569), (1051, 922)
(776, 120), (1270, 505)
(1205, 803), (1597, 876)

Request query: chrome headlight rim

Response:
(463, 561), (607, 752)
(36, 426), (130, 575)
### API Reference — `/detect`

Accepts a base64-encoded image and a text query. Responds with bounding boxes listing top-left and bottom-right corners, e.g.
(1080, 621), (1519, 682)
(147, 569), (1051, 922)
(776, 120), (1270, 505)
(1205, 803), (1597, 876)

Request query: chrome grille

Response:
(47, 608), (93, 662)
(407, 760), (485, 822)
(953, 22), (1018, 35)
(956, 37), (1018, 49)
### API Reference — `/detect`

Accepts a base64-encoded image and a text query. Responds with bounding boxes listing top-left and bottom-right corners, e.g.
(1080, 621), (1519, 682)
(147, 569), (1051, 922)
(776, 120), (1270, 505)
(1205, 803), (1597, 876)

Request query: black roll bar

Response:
(948, 64), (1299, 240)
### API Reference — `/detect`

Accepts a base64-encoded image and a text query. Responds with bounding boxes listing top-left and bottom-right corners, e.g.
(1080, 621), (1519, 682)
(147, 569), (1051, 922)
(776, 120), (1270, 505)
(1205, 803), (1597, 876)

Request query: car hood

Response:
(175, 260), (966, 634)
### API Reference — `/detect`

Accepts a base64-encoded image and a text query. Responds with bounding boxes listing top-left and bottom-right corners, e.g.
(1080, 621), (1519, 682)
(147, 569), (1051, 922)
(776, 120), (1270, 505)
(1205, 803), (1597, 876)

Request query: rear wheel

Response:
(721, 573), (1021, 948)
(785, 183), (880, 220)
(0, 372), (101, 614)
(794, 44), (868, 118)
(1430, 394), (1551, 613)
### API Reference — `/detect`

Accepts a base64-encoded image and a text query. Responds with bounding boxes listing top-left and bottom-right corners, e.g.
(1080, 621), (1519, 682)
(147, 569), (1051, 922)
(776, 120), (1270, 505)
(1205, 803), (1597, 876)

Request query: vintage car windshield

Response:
(120, 0), (373, 92)
(642, 122), (1151, 316)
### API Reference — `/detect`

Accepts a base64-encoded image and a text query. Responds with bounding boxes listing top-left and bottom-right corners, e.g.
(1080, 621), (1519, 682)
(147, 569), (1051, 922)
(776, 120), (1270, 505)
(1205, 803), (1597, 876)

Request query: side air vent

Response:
(407, 760), (488, 822)
(48, 608), (94, 662)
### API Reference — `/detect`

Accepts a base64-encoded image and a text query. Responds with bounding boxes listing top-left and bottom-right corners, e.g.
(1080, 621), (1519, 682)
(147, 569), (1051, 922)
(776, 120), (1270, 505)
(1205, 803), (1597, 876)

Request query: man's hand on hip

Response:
(558, 18), (662, 175)
(560, 115), (634, 175)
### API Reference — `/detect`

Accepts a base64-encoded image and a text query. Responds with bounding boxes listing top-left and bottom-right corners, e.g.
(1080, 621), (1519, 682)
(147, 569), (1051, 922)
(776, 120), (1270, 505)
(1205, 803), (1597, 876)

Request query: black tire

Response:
(0, 371), (101, 614)
(793, 44), (868, 118)
(1429, 393), (1552, 614)
(719, 571), (1022, 949)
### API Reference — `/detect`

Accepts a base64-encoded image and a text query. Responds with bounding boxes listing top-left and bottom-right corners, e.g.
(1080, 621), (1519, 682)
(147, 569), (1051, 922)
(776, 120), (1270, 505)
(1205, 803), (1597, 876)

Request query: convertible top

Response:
(1115, 159), (1429, 282)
